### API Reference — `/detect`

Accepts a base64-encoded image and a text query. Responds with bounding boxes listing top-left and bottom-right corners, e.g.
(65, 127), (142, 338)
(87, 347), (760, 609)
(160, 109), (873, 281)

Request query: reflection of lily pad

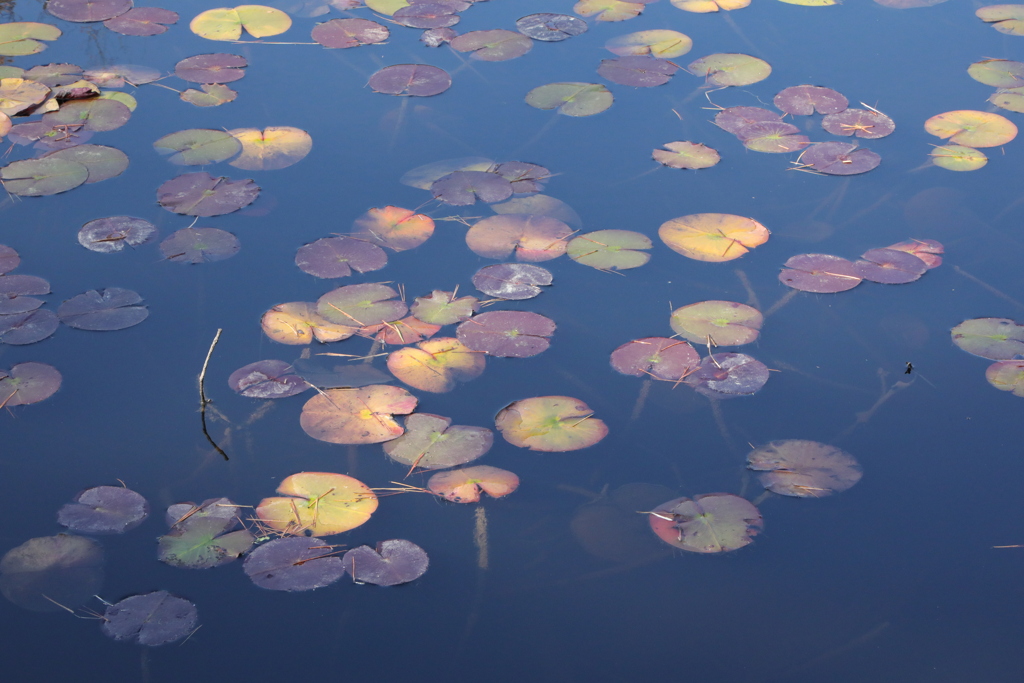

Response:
(383, 413), (492, 471)
(986, 360), (1024, 396)
(343, 540), (429, 586)
(659, 213), (770, 262)
(747, 440), (862, 498)
(102, 591), (198, 646)
(466, 214), (572, 261)
(0, 534), (103, 612)
(610, 337), (700, 380)
(427, 465), (519, 503)
(779, 253), (862, 292)
(256, 471), (379, 535)
(300, 385), (416, 444)
(567, 230), (651, 270)
(495, 395), (608, 452)
(525, 82), (613, 117)
(457, 310), (554, 358)
(387, 337), (485, 392)
(571, 483), (675, 564)
(157, 172), (259, 216)
(295, 236), (387, 279)
(160, 227), (240, 264)
(57, 485), (149, 534)
(228, 360), (308, 398)
(684, 353), (769, 398)
(670, 301), (762, 346)
(951, 318), (1024, 360)
(472, 263), (553, 300)
(648, 493), (762, 553)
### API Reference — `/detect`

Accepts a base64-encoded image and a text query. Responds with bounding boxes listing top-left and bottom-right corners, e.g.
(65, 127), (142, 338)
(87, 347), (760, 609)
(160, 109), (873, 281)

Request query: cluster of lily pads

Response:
(951, 318), (1024, 397)
(778, 238), (944, 293)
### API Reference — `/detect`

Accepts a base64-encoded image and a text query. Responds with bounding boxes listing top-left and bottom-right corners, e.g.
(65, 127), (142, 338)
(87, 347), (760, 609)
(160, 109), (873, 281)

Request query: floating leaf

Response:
(57, 288), (148, 330)
(158, 515), (252, 570)
(353, 206), (434, 251)
(300, 385), (416, 444)
(567, 229), (651, 270)
(653, 141), (720, 169)
(466, 214), (573, 261)
(312, 18), (389, 47)
(0, 78), (50, 116)
(773, 85), (847, 115)
(684, 353), (769, 398)
(874, 0), (949, 7)
(364, 0), (410, 15)
(648, 493), (762, 553)
(821, 108), (895, 139)
(924, 110), (1017, 148)
(492, 194), (582, 228)
(714, 106), (782, 135)
(779, 253), (862, 292)
(495, 396), (607, 452)
(598, 56), (678, 87)
(574, 0), (646, 22)
(494, 161), (551, 193)
(671, 0), (750, 11)
(524, 82), (613, 117)
(383, 413), (492, 470)
(606, 30), (692, 58)
(228, 126), (312, 170)
(358, 315), (440, 345)
(516, 13), (587, 41)
(951, 318), (1024, 360)
(670, 301), (762, 346)
(261, 302), (355, 344)
(393, 2), (461, 29)
(46, 0), (133, 23)
(228, 360), (308, 398)
(0, 310), (59, 345)
(157, 172), (259, 216)
(57, 485), (149, 534)
(174, 53), (248, 84)
(688, 53), (771, 86)
(798, 141), (880, 175)
(0, 274), (48, 317)
(104, 7), (178, 35)
(411, 290), (478, 325)
(190, 5), (292, 41)
(431, 170), (512, 206)
(102, 591), (197, 646)
(747, 440), (862, 498)
(387, 337), (484, 392)
(421, 27), (456, 47)
(740, 121), (809, 153)
(885, 238), (943, 268)
(369, 64), (451, 96)
(968, 59), (1024, 88)
(472, 263), (552, 300)
(244, 537), (344, 591)
(295, 236), (387, 278)
(42, 98), (131, 132)
(451, 30), (532, 61)
(45, 144), (128, 183)
(428, 465), (519, 503)
(153, 129), (241, 166)
(659, 213), (770, 262)
(256, 471), (379, 535)
(0, 245), (18, 274)
(986, 360), (1024, 396)
(977, 4), (1024, 35)
(0, 534), (103, 613)
(399, 156), (494, 189)
(1, 157), (88, 196)
(456, 310), (554, 358)
(609, 337), (700, 380)
(82, 64), (159, 87)
(778, 0), (837, 5)
(181, 83), (237, 107)
(317, 283), (407, 327)
(160, 227), (240, 264)
(852, 248), (928, 284)
(343, 540), (429, 586)
(929, 144), (986, 171)
(0, 22), (62, 56)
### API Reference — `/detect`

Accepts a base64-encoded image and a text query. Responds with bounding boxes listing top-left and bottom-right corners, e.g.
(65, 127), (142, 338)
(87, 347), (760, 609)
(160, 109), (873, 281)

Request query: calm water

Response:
(2, 0), (1023, 681)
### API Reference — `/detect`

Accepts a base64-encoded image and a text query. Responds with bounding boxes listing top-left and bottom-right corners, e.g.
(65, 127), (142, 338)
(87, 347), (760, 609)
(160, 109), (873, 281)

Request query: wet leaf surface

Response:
(180, 83), (237, 107)
(610, 337), (700, 380)
(740, 121), (809, 153)
(160, 227), (240, 264)
(472, 263), (553, 300)
(42, 99), (131, 132)
(457, 310), (554, 358)
(648, 493), (762, 553)
(256, 472), (379, 535)
(300, 385), (417, 444)
(885, 238), (943, 268)
(714, 106), (782, 135)
(343, 540), (429, 586)
(653, 141), (720, 169)
(575, 0), (646, 22)
(427, 465), (519, 502)
(747, 440), (862, 497)
(0, 78), (50, 116)
(383, 413), (492, 471)
(968, 59), (1024, 88)
(0, 534), (103, 612)
(495, 395), (608, 451)
(228, 360), (308, 398)
(57, 485), (149, 534)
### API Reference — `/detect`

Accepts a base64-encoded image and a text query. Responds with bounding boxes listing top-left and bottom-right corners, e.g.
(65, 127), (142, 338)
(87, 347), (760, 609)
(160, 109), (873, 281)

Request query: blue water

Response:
(1, 0), (1023, 680)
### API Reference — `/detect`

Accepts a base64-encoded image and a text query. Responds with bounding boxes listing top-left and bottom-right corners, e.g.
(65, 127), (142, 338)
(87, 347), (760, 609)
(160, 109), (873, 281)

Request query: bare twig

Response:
(199, 329), (228, 461)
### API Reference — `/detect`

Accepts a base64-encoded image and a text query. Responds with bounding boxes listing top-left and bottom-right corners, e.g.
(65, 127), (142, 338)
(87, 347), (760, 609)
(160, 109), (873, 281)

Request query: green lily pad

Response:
(383, 413), (493, 473)
(317, 283), (407, 328)
(153, 129), (242, 165)
(567, 230), (651, 270)
(930, 144), (987, 171)
(986, 360), (1024, 396)
(951, 318), (1024, 360)
(525, 82), (613, 117)
(688, 53), (771, 86)
(410, 290), (479, 325)
(648, 493), (763, 553)
(977, 4), (1024, 35)
(968, 59), (1024, 88)
(495, 395), (608, 452)
(669, 300), (762, 346)
(0, 78), (51, 116)
(1, 157), (88, 196)
(158, 498), (253, 569)
(45, 144), (129, 183)
(0, 22), (62, 57)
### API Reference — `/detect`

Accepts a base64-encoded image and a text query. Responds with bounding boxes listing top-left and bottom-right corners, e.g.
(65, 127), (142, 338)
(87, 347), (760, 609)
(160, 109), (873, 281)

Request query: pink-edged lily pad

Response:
(228, 360), (308, 399)
(747, 440), (862, 498)
(609, 337), (700, 381)
(427, 465), (519, 503)
(495, 395), (608, 452)
(387, 337), (484, 393)
(852, 248), (928, 284)
(451, 29), (532, 61)
(466, 214), (573, 262)
(986, 360), (1024, 397)
(456, 310), (554, 358)
(300, 385), (417, 444)
(884, 239), (943, 268)
(648, 493), (762, 553)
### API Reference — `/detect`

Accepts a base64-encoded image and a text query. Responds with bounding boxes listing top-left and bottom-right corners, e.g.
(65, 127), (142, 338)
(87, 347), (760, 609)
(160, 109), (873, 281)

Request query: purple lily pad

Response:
(57, 288), (148, 331)
(456, 310), (555, 358)
(316, 282), (407, 327)
(0, 534), (104, 613)
(852, 248), (928, 284)
(799, 141), (880, 175)
(598, 56), (678, 87)
(684, 353), (769, 398)
(0, 274), (49, 297)
(243, 537), (345, 592)
(821, 108), (895, 139)
(649, 493), (762, 553)
(0, 245), (18, 275)
(779, 253), (863, 293)
(174, 53), (247, 84)
(23, 64), (81, 87)
(159, 227), (240, 264)
(101, 591), (198, 646)
(157, 172), (259, 216)
(739, 121), (809, 153)
(0, 295), (43, 315)
(295, 236), (387, 279)
(78, 216), (157, 253)
(42, 99), (131, 132)
(747, 439), (862, 498)
(103, 7), (177, 35)
(431, 170), (513, 206)
(472, 263), (552, 300)
(312, 18), (389, 48)
(516, 13), (587, 41)
(393, 2), (461, 29)
(343, 539), (429, 586)
(714, 106), (783, 135)
(421, 27), (457, 47)
(368, 64), (451, 97)
(46, 0), (133, 23)
(57, 485), (149, 534)
(0, 310), (59, 345)
(0, 362), (61, 405)
(773, 85), (848, 115)
(610, 337), (700, 381)
(494, 162), (550, 194)
(451, 30), (533, 62)
(44, 144), (128, 184)
(228, 360), (309, 399)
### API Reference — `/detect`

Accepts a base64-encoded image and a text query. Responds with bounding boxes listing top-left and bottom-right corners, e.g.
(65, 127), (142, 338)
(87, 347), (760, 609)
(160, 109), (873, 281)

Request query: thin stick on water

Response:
(199, 329), (228, 461)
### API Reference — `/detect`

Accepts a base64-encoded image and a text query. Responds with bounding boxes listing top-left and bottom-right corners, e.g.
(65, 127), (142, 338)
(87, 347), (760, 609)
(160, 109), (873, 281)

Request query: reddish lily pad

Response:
(353, 206), (435, 251)
(714, 106), (783, 135)
(852, 248), (928, 284)
(609, 337), (700, 381)
(567, 230), (651, 270)
(343, 540), (429, 586)
(495, 396), (608, 452)
(740, 121), (809, 153)
(383, 413), (492, 471)
(421, 27), (456, 47)
(295, 237), (387, 279)
(256, 471), (379, 535)
(798, 142), (880, 175)
(747, 440), (862, 498)
(885, 239), (943, 268)
(466, 214), (573, 262)
(516, 13), (587, 41)
(494, 162), (550, 194)
(160, 228), (240, 264)
(0, 78), (50, 116)
(228, 360), (308, 398)
(157, 172), (259, 216)
(357, 315), (440, 345)
(670, 301), (762, 346)
(387, 337), (484, 392)
(0, 310), (60, 345)
(648, 493), (762, 553)
(57, 288), (148, 330)
(312, 18), (389, 48)
(0, 362), (61, 405)
(57, 485), (149, 534)
(181, 83), (237, 107)
(174, 53), (248, 84)
(0, 534), (103, 613)
(317, 283), (407, 327)
(368, 64), (451, 97)
(427, 465), (519, 503)
(432, 170), (513, 206)
(456, 310), (554, 358)
(684, 353), (769, 398)
(300, 385), (417, 444)
(101, 591), (198, 647)
(410, 290), (478, 325)
(951, 318), (1024, 360)
(261, 302), (356, 344)
(244, 537), (345, 591)
(393, 2), (461, 29)
(821, 108), (895, 139)
(46, 0), (133, 23)
(930, 144), (987, 171)
(103, 7), (178, 35)
(779, 253), (862, 292)
(598, 56), (679, 87)
(986, 360), (1024, 396)
(451, 30), (532, 61)
(773, 85), (848, 115)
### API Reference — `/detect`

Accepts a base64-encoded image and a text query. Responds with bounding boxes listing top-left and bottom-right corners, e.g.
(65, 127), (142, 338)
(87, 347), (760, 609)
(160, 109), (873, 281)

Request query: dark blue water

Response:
(2, 0), (1023, 681)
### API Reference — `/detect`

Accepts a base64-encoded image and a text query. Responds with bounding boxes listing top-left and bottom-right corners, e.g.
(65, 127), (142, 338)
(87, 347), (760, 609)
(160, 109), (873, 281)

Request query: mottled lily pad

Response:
(256, 471), (379, 535)
(57, 288), (148, 330)
(261, 302), (355, 344)
(295, 237), (387, 278)
(427, 465), (519, 502)
(951, 318), (1024, 360)
(567, 230), (651, 270)
(495, 396), (608, 452)
(383, 413), (492, 471)
(606, 29), (692, 58)
(300, 385), (417, 444)
(410, 290), (478, 325)
(779, 253), (862, 292)
(228, 360), (308, 398)
(0, 78), (50, 116)
(773, 85), (848, 115)
(46, 0), (133, 23)
(368, 64), (451, 96)
(525, 82), (613, 117)
(158, 500), (253, 569)
(451, 30), (532, 61)
(688, 53), (771, 86)
(228, 127), (312, 171)
(968, 59), (1024, 88)
(609, 337), (700, 381)
(244, 537), (345, 591)
(472, 263), (552, 300)
(160, 227), (240, 264)
(574, 0), (646, 22)
(312, 18), (389, 48)
(852, 248), (928, 284)
(317, 283), (407, 328)
(516, 13), (587, 41)
(670, 301), (762, 346)
(343, 540), (429, 586)
(180, 83), (237, 107)
(684, 353), (769, 398)
(456, 310), (554, 358)
(387, 337), (485, 392)
(353, 206), (434, 251)
(747, 440), (862, 498)
(157, 172), (259, 216)
(466, 214), (572, 261)
(57, 485), (149, 534)
(648, 493), (762, 553)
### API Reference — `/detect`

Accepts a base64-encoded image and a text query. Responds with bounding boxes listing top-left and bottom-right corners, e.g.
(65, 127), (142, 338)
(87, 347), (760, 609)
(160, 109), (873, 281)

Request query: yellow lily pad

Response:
(495, 396), (608, 452)
(228, 126), (312, 170)
(924, 110), (1017, 148)
(387, 337), (485, 393)
(190, 5), (291, 41)
(659, 213), (770, 262)
(256, 472), (378, 536)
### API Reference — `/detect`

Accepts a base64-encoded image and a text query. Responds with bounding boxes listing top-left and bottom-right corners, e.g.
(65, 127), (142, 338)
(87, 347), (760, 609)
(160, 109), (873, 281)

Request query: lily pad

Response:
(0, 78), (50, 116)
(924, 110), (1017, 148)
(852, 248), (928, 284)
(670, 301), (762, 346)
(688, 53), (771, 86)
(821, 108), (895, 139)
(1, 157), (88, 196)
(516, 13), (587, 41)
(740, 121), (810, 153)
(977, 4), (1024, 35)
(421, 27), (456, 47)
(567, 230), (652, 270)
(261, 302), (355, 344)
(343, 540), (429, 586)
(157, 172), (259, 216)
(410, 290), (478, 325)
(291, 357), (392, 389)
(492, 194), (582, 228)
(45, 144), (128, 183)
(986, 360), (1024, 396)
(779, 253), (862, 292)
(387, 337), (485, 392)
(0, 245), (18, 274)
(951, 318), (1024, 360)
(383, 413), (492, 471)
(472, 263), (552, 300)
(598, 56), (679, 87)
(574, 0), (646, 22)
(190, 5), (292, 41)
(773, 85), (848, 115)
(671, 0), (751, 11)
(353, 206), (435, 251)
(495, 395), (608, 452)
(451, 30), (532, 61)
(158, 503), (253, 569)
(609, 337), (700, 380)
(101, 591), (198, 646)
(684, 353), (770, 398)
(456, 310), (554, 358)
(648, 493), (762, 553)
(317, 283), (407, 328)
(524, 82), (613, 117)
(244, 537), (345, 591)
(0, 310), (60, 345)
(747, 440), (862, 498)
(57, 288), (148, 330)
(0, 23), (62, 56)
(296, 236), (386, 278)
(103, 7), (178, 35)
(653, 141), (720, 170)
(930, 144), (987, 171)
(153, 129), (241, 166)
(181, 83), (237, 107)
(714, 106), (783, 135)
(300, 385), (416, 444)
(400, 156), (494, 189)
(885, 238), (943, 268)
(659, 213), (770, 262)
(466, 214), (573, 261)
(427, 465), (520, 503)
(798, 141), (881, 175)
(393, 2), (461, 29)
(160, 227), (240, 264)
(968, 59), (1024, 88)
(42, 99), (131, 132)
(46, 0), (133, 23)
(432, 171), (512, 206)
(0, 534), (103, 613)
(256, 471), (379, 535)
(57, 485), (149, 534)
(606, 29), (692, 58)
(368, 64), (451, 97)
(174, 53), (248, 84)
(494, 161), (550, 193)
(312, 18), (389, 48)
(228, 126), (312, 171)
(81, 64), (159, 87)
(357, 315), (440, 345)
(228, 360), (308, 398)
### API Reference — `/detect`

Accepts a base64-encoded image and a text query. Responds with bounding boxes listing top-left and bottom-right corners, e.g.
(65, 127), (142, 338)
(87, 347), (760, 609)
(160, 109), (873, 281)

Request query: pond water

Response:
(1, 0), (1023, 681)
